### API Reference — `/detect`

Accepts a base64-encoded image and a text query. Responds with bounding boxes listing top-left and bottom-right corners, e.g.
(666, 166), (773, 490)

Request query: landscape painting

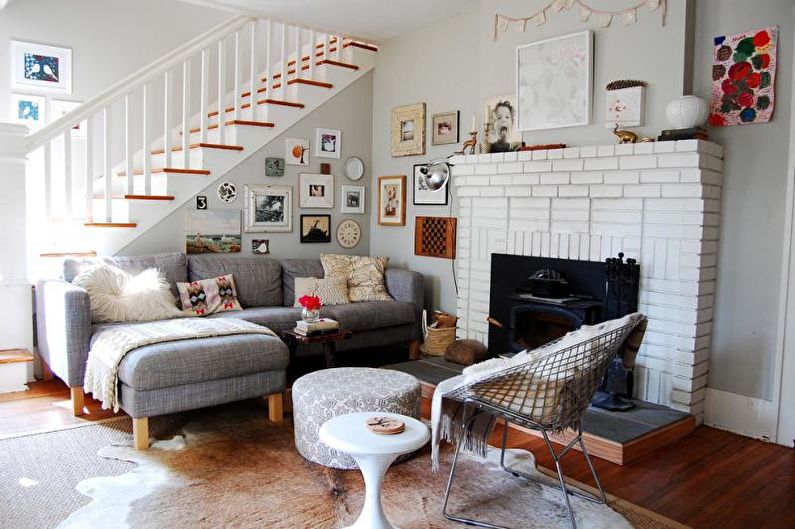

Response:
(186, 209), (241, 254)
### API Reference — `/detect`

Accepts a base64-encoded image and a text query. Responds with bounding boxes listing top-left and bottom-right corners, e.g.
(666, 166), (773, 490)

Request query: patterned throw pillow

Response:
(176, 274), (243, 316)
(320, 254), (393, 302)
(293, 276), (350, 306)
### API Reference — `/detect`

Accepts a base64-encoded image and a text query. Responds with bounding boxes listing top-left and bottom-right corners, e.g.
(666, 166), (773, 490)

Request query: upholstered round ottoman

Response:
(292, 367), (422, 469)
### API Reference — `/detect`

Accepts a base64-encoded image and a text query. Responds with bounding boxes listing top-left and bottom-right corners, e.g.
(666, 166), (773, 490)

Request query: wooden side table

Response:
(281, 328), (353, 368)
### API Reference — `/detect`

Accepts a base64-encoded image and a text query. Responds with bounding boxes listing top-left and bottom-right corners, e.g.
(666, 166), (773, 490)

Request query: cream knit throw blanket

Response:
(431, 313), (642, 471)
(84, 318), (277, 412)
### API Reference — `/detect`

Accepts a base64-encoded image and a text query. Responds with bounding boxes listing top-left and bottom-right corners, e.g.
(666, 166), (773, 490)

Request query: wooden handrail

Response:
(25, 15), (251, 153)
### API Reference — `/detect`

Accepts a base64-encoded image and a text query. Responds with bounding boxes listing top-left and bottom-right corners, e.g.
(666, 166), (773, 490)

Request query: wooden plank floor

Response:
(1, 380), (792, 528)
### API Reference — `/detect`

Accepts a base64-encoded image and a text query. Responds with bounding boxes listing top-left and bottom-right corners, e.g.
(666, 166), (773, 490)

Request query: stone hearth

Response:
(450, 140), (724, 419)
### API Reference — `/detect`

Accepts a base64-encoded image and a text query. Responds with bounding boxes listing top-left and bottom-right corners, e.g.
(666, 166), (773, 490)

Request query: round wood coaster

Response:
(366, 416), (405, 435)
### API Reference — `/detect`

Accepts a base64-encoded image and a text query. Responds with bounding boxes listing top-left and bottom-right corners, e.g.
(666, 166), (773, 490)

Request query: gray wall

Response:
(369, 0), (794, 402)
(693, 0), (794, 400)
(123, 72), (374, 259)
(0, 0), (228, 121)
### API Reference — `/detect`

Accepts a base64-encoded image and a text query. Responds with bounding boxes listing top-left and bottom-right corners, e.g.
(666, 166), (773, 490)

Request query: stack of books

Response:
(657, 127), (709, 142)
(294, 318), (340, 336)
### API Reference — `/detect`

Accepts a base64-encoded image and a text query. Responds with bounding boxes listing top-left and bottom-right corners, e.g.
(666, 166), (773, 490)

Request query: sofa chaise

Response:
(35, 252), (424, 448)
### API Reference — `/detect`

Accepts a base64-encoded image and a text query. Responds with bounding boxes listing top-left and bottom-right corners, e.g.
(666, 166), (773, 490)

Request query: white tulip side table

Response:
(319, 412), (430, 529)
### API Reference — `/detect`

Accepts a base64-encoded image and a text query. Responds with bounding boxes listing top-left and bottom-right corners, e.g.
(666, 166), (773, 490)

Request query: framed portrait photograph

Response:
(315, 128), (341, 158)
(244, 185), (292, 233)
(286, 137), (310, 165)
(391, 103), (425, 157)
(377, 175), (406, 226)
(10, 93), (46, 129)
(186, 209), (242, 254)
(265, 157), (285, 176)
(299, 173), (334, 209)
(11, 40), (72, 94)
(300, 214), (332, 243)
(413, 164), (448, 206)
(484, 94), (521, 152)
(431, 111), (460, 146)
(516, 30), (592, 131)
(341, 185), (365, 214)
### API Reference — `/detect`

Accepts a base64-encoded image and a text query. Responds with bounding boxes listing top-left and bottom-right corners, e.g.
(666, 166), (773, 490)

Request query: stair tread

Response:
(40, 251), (98, 258)
(0, 349), (34, 365)
(151, 143), (244, 155)
(84, 222), (138, 228)
(258, 99), (305, 109)
(287, 78), (333, 88)
(91, 194), (175, 200)
(185, 119), (275, 134)
(117, 167), (211, 176)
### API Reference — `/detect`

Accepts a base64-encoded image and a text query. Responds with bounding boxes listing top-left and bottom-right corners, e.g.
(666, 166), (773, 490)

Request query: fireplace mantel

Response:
(450, 140), (724, 420)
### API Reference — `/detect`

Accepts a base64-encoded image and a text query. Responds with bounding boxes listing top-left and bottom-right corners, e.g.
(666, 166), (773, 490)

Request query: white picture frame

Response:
(413, 164), (448, 205)
(516, 30), (592, 131)
(50, 99), (86, 137)
(299, 173), (334, 209)
(11, 40), (72, 94)
(10, 93), (46, 129)
(315, 128), (341, 158)
(286, 137), (310, 165)
(244, 185), (292, 233)
(341, 185), (365, 214)
(604, 86), (645, 128)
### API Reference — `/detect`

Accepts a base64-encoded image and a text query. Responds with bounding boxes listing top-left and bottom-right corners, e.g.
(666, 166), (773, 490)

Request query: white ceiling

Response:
(181, 0), (478, 42)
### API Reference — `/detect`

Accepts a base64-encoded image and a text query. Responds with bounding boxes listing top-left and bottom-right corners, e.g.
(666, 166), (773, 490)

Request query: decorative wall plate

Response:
(217, 181), (238, 203)
(336, 219), (361, 249)
(344, 157), (364, 181)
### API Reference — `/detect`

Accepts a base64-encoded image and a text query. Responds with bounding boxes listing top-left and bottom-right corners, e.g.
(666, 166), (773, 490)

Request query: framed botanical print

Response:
(244, 185), (292, 233)
(315, 128), (341, 158)
(299, 173), (334, 208)
(341, 185), (365, 214)
(391, 103), (425, 157)
(286, 137), (310, 165)
(413, 164), (448, 206)
(10, 93), (46, 129)
(431, 111), (459, 146)
(300, 215), (331, 243)
(377, 175), (406, 226)
(11, 41), (72, 94)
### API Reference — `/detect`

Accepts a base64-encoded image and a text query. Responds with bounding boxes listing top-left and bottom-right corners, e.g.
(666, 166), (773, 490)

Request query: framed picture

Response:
(251, 239), (270, 254)
(315, 128), (341, 158)
(11, 40), (72, 94)
(50, 99), (85, 137)
(341, 185), (366, 214)
(300, 214), (332, 243)
(299, 173), (334, 209)
(286, 137), (309, 165)
(413, 164), (448, 205)
(605, 86), (645, 128)
(516, 30), (592, 131)
(10, 93), (46, 129)
(244, 185), (292, 233)
(265, 157), (285, 176)
(484, 95), (521, 152)
(186, 209), (242, 254)
(431, 111), (460, 146)
(391, 103), (425, 157)
(196, 195), (208, 210)
(377, 175), (407, 226)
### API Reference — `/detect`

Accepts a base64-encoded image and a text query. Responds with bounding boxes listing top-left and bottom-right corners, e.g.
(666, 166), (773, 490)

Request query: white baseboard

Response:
(703, 387), (779, 442)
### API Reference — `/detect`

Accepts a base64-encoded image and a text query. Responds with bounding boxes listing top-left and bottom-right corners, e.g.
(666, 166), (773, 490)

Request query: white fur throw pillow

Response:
(72, 264), (184, 323)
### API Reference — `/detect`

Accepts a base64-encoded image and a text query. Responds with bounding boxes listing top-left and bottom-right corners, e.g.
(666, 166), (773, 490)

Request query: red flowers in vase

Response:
(298, 295), (322, 311)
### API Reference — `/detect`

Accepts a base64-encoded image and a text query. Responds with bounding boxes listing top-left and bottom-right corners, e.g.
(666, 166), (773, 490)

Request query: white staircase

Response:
(24, 16), (377, 270)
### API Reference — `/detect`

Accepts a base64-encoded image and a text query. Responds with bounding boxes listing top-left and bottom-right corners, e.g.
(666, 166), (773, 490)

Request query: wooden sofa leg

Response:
(133, 417), (149, 450)
(409, 340), (421, 360)
(267, 392), (283, 423)
(70, 387), (85, 417)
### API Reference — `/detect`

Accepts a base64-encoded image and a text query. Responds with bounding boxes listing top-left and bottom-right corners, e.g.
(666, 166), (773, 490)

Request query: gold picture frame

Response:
(391, 103), (426, 157)
(377, 175), (407, 226)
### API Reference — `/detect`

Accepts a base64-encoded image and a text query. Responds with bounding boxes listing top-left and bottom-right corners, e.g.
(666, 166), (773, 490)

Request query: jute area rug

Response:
(0, 403), (689, 529)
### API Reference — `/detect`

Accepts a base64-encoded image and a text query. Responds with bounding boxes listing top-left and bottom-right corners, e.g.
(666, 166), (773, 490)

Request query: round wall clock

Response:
(217, 181), (237, 203)
(336, 219), (361, 248)
(344, 157), (364, 181)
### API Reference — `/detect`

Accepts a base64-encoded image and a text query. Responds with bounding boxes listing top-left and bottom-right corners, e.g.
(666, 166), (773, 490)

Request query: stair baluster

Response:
(85, 118), (93, 221)
(63, 128), (73, 219)
(264, 19), (272, 118)
(103, 107), (112, 223)
(233, 30), (241, 122)
(280, 24), (288, 99)
(143, 81), (152, 194)
(182, 59), (191, 169)
(250, 20), (259, 122)
(199, 50), (209, 144)
(124, 93), (134, 199)
(164, 70), (173, 167)
(217, 38), (226, 145)
(294, 24), (301, 82)
(308, 29), (316, 78)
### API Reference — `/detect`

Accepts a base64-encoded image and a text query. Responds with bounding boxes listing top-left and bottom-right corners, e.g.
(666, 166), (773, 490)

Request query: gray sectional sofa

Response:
(35, 252), (423, 448)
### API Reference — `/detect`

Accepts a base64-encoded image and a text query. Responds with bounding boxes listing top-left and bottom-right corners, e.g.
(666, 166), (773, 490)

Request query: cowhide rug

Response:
(56, 412), (681, 529)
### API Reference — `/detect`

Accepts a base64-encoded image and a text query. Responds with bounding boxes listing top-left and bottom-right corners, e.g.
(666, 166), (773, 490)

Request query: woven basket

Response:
(420, 310), (457, 356)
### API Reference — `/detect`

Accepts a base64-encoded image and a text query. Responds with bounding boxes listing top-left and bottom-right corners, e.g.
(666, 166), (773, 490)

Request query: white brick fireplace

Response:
(450, 140), (724, 419)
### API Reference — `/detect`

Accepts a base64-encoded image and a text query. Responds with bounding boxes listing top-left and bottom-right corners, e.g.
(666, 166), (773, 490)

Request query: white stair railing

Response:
(24, 15), (364, 227)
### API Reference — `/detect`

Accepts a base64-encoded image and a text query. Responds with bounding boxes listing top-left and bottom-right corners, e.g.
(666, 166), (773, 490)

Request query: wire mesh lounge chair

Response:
(441, 316), (646, 529)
